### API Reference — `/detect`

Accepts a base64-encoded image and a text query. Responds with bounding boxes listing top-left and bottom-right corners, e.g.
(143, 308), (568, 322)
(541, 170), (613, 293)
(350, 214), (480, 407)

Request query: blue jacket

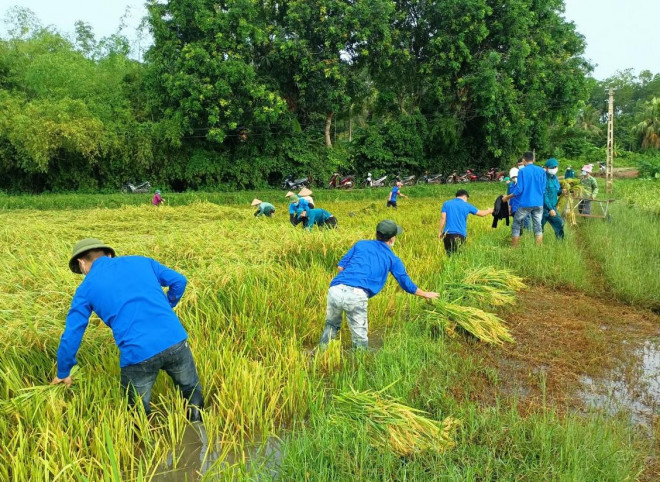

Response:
(543, 174), (562, 211)
(330, 240), (418, 297)
(510, 164), (546, 208)
(57, 256), (188, 378)
(507, 182), (519, 213)
(289, 198), (310, 217)
(305, 208), (333, 230)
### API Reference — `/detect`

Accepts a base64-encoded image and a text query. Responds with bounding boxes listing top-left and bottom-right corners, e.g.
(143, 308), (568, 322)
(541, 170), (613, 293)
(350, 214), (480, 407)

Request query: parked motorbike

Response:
(121, 181), (151, 194)
(328, 173), (355, 189)
(390, 174), (416, 187)
(464, 169), (478, 182)
(282, 174), (310, 190)
(417, 171), (444, 184)
(363, 172), (388, 188)
(445, 171), (459, 184)
(599, 162), (606, 175)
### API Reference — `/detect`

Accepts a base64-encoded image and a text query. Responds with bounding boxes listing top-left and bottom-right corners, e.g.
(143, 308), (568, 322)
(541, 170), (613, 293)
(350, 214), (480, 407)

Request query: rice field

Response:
(1, 182), (656, 480)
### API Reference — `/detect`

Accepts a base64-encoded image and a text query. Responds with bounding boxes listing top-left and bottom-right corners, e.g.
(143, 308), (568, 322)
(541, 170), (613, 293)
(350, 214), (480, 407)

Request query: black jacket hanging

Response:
(492, 195), (510, 228)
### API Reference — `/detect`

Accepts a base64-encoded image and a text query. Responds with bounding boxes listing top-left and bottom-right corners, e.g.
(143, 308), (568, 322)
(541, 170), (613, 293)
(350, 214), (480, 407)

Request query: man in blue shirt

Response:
(51, 238), (204, 421)
(507, 168), (531, 232)
(542, 158), (565, 240)
(503, 151), (547, 246)
(387, 182), (408, 208)
(305, 208), (337, 231)
(439, 189), (493, 255)
(319, 220), (439, 349)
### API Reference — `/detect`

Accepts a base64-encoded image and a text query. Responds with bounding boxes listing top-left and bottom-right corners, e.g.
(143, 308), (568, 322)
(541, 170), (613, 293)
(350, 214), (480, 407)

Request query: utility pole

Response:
(606, 88), (615, 194)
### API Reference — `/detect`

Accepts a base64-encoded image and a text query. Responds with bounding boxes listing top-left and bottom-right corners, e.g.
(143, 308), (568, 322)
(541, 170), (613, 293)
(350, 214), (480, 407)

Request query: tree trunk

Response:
(325, 112), (333, 148)
(348, 104), (352, 142)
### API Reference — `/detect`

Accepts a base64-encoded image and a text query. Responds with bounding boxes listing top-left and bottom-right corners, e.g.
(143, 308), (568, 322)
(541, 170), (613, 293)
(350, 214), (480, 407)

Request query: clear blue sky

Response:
(2, 0), (658, 80)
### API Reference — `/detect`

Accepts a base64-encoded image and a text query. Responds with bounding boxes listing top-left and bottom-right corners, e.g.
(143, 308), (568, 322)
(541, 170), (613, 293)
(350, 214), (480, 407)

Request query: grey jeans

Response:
(512, 206), (543, 236)
(319, 284), (369, 349)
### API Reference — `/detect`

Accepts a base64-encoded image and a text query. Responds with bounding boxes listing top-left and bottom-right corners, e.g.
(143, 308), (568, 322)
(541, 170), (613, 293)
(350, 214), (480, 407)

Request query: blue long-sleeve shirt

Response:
(543, 174), (561, 211)
(289, 198), (310, 217)
(507, 182), (519, 213)
(330, 240), (418, 297)
(510, 164), (546, 208)
(305, 208), (333, 230)
(56, 256), (188, 378)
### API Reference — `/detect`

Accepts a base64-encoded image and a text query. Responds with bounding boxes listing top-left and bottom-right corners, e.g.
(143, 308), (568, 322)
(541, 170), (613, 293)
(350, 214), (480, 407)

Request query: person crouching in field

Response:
(52, 238), (204, 421)
(387, 181), (408, 208)
(298, 187), (315, 208)
(252, 199), (275, 217)
(319, 220), (438, 349)
(305, 208), (337, 231)
(439, 189), (493, 255)
(287, 194), (311, 227)
(152, 190), (164, 206)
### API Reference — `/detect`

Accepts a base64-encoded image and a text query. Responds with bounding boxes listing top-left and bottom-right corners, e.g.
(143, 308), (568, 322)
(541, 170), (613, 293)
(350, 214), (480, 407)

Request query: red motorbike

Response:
(328, 173), (355, 189)
(464, 169), (478, 182)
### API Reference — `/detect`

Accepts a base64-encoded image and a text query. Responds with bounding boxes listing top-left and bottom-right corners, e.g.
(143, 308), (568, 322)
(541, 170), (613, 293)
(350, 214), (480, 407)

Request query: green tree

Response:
(634, 97), (660, 149)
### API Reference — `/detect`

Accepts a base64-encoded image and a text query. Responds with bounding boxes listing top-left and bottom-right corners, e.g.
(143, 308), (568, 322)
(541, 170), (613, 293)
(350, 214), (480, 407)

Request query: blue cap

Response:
(545, 158), (559, 168)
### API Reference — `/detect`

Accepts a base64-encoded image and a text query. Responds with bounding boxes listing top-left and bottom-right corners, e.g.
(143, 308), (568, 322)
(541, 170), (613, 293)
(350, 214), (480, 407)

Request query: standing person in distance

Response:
(564, 165), (575, 179)
(52, 238), (204, 421)
(579, 164), (599, 215)
(319, 220), (438, 349)
(387, 181), (408, 208)
(507, 167), (531, 232)
(503, 151), (547, 246)
(438, 189), (493, 255)
(541, 158), (565, 240)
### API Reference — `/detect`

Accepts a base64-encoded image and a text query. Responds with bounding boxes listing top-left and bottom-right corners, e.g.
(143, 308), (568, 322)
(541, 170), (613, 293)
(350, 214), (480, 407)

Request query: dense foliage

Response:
(0, 2), (656, 192)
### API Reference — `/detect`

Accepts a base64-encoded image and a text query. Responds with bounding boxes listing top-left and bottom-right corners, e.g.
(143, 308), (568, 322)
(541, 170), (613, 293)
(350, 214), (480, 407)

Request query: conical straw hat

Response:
(251, 199), (262, 206)
(298, 187), (313, 197)
(285, 191), (295, 198)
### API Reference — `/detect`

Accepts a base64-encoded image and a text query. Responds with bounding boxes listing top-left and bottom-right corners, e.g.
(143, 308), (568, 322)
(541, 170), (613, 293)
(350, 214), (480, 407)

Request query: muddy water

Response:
(152, 424), (283, 481)
(578, 339), (660, 427)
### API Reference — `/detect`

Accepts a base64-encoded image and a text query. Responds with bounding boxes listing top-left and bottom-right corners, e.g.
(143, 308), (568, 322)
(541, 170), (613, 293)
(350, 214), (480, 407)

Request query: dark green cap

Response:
(69, 238), (115, 274)
(376, 220), (403, 239)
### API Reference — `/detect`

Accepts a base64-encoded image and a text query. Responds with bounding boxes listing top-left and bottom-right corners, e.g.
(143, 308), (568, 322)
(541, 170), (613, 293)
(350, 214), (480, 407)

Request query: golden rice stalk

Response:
(460, 266), (526, 293)
(426, 300), (514, 345)
(330, 386), (459, 457)
(444, 267), (525, 307)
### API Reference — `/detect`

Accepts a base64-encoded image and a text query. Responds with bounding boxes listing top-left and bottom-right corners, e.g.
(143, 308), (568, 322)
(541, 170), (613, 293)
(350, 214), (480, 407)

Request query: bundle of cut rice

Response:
(426, 300), (514, 345)
(331, 386), (459, 457)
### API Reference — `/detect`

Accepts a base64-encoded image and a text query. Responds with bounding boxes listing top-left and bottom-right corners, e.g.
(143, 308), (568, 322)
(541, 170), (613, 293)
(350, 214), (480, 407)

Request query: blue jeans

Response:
(320, 284), (369, 349)
(120, 340), (203, 420)
(512, 206), (543, 236)
(542, 209), (564, 240)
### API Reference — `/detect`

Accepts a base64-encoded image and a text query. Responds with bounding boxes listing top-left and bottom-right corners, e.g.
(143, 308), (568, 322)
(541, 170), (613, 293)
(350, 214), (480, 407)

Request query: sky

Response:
(1, 0), (658, 80)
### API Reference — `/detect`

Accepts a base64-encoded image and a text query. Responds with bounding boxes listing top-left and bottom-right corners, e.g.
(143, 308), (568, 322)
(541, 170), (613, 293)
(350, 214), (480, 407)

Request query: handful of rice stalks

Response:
(426, 300), (514, 345)
(444, 267), (525, 307)
(331, 386), (459, 457)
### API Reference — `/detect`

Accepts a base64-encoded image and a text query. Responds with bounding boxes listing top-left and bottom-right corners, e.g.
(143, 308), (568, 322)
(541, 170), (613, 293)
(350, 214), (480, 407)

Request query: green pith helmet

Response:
(69, 238), (115, 274)
(376, 219), (403, 239)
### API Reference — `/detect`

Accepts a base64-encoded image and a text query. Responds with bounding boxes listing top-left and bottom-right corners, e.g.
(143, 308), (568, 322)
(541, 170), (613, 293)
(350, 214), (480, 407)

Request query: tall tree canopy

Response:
(3, 1), (640, 192)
